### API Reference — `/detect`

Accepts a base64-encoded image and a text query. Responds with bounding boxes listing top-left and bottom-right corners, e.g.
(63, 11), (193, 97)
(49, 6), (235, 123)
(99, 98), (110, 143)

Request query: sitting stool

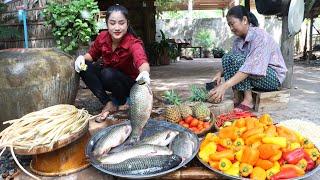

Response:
(252, 89), (290, 112)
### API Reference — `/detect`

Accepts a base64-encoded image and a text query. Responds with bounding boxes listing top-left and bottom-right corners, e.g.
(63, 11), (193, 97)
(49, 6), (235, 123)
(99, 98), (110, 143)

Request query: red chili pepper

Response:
(217, 144), (227, 152)
(270, 167), (298, 180)
(304, 150), (316, 171)
(283, 148), (305, 164)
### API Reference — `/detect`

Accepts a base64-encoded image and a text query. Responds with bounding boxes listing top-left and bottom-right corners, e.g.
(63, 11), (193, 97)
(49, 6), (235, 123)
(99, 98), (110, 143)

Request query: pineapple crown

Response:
(162, 89), (182, 105)
(189, 84), (208, 102)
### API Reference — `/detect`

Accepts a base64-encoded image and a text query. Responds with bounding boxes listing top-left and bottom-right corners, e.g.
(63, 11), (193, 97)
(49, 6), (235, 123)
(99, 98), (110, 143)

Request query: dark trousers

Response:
(79, 62), (135, 105)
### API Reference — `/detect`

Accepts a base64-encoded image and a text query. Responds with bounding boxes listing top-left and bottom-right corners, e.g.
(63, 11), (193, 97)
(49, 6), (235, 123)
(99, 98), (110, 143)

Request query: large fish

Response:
(128, 80), (153, 143)
(92, 124), (132, 156)
(101, 154), (182, 175)
(99, 144), (172, 164)
(139, 130), (179, 146)
(169, 132), (195, 162)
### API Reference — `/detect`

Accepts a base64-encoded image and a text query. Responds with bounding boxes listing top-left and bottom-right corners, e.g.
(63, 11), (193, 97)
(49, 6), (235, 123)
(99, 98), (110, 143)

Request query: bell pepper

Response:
(303, 150), (316, 171)
(255, 159), (274, 170)
(259, 114), (273, 125)
(242, 127), (264, 139)
(245, 133), (266, 145)
(266, 162), (280, 180)
(239, 163), (253, 177)
(223, 161), (240, 177)
(250, 167), (267, 180)
(258, 144), (281, 160)
(218, 138), (233, 149)
(251, 141), (262, 149)
(316, 157), (320, 165)
(218, 126), (238, 140)
(235, 118), (246, 128)
(262, 136), (287, 148)
(219, 158), (232, 171)
(245, 118), (256, 130)
(280, 164), (305, 176)
(235, 148), (243, 162)
(264, 125), (278, 137)
(216, 144), (227, 152)
(305, 148), (320, 161)
(270, 167), (298, 180)
(269, 150), (282, 162)
(241, 146), (259, 165)
(302, 138), (314, 149)
(208, 160), (219, 169)
(283, 147), (304, 164)
(198, 142), (217, 162)
(276, 126), (299, 143)
(296, 159), (307, 170)
(200, 133), (219, 150)
(293, 130), (304, 143)
(288, 142), (301, 151)
(234, 138), (244, 147)
(209, 149), (234, 161)
(235, 127), (247, 137)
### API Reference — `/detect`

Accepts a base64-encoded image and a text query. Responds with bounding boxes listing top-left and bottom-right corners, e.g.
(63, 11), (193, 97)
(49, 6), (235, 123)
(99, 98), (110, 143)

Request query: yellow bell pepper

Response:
(219, 158), (232, 171)
(208, 160), (219, 169)
(269, 150), (282, 162)
(198, 142), (216, 162)
(245, 133), (266, 145)
(235, 127), (247, 137)
(234, 138), (244, 147)
(288, 142), (301, 151)
(297, 159), (308, 170)
(262, 136), (287, 148)
(250, 167), (266, 180)
(305, 148), (320, 161)
(266, 161), (280, 180)
(293, 130), (304, 143)
(259, 114), (273, 125)
(239, 163), (253, 177)
(223, 161), (240, 177)
(302, 138), (315, 149)
(235, 148), (243, 162)
(200, 133), (219, 151)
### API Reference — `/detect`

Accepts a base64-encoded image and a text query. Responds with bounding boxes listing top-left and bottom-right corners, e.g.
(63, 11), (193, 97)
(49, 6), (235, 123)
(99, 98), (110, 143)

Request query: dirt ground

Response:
(75, 58), (320, 124)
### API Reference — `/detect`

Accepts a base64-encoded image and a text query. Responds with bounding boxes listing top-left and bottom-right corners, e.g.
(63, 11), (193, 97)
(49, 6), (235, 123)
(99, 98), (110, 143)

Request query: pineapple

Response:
(163, 90), (182, 122)
(192, 102), (211, 121)
(178, 104), (193, 119)
(189, 84), (208, 102)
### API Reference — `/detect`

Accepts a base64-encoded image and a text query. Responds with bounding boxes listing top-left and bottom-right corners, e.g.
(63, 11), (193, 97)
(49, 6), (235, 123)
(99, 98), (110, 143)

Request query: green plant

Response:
(194, 29), (215, 51)
(44, 0), (99, 52)
(212, 47), (225, 58)
(155, 0), (186, 18)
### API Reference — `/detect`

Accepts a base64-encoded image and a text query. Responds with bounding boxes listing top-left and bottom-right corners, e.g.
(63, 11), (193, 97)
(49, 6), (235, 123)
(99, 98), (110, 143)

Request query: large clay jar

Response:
(0, 48), (79, 130)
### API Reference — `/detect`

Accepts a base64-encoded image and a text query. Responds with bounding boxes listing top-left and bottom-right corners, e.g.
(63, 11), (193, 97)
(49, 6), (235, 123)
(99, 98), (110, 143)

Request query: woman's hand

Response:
(208, 84), (227, 103)
(212, 71), (222, 85)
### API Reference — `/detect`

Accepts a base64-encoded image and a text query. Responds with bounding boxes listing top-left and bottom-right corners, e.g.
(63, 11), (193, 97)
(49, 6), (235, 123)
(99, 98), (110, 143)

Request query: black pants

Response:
(79, 62), (135, 105)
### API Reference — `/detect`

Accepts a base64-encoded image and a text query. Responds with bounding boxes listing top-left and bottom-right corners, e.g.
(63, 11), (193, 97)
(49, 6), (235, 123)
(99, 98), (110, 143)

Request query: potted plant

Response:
(212, 47), (225, 58)
(194, 29), (214, 58)
(148, 30), (172, 65)
(43, 0), (99, 54)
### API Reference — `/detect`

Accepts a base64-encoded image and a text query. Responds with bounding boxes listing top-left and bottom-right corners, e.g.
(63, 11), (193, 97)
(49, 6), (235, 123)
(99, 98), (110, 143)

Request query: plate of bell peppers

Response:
(197, 114), (320, 180)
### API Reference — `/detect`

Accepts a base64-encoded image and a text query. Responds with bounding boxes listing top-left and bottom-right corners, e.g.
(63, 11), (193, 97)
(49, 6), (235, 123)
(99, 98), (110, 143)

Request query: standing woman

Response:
(74, 4), (150, 121)
(208, 5), (287, 111)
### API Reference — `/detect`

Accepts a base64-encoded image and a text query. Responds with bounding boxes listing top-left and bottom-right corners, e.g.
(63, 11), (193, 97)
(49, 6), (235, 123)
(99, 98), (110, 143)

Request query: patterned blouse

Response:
(232, 26), (287, 83)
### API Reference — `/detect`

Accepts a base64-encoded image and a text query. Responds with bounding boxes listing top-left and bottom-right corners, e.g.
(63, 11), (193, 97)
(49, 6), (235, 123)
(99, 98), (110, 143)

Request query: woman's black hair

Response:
(106, 4), (138, 37)
(227, 5), (259, 27)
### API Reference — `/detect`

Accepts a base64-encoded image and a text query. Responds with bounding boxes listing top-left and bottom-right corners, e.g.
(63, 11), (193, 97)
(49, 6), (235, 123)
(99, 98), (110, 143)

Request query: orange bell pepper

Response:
(241, 146), (259, 165)
(218, 138), (233, 149)
(269, 150), (282, 162)
(250, 167), (267, 180)
(218, 126), (238, 140)
(245, 118), (256, 130)
(242, 127), (264, 139)
(240, 163), (253, 177)
(209, 149), (234, 161)
(258, 144), (281, 160)
(280, 164), (305, 176)
(265, 125), (277, 137)
(235, 118), (246, 128)
(251, 141), (262, 149)
(208, 160), (219, 169)
(276, 126), (299, 143)
(245, 133), (266, 145)
(255, 159), (274, 170)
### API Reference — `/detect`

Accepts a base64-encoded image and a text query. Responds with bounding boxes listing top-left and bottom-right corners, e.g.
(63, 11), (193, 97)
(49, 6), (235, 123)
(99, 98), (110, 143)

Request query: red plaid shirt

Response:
(88, 31), (148, 79)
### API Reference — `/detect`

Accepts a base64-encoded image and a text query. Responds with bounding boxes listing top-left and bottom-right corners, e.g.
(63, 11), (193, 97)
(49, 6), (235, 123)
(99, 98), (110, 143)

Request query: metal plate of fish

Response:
(86, 119), (199, 179)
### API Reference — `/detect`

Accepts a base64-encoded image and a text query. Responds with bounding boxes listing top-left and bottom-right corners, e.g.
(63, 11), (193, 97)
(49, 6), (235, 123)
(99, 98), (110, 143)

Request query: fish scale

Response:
(128, 80), (153, 143)
(101, 154), (182, 175)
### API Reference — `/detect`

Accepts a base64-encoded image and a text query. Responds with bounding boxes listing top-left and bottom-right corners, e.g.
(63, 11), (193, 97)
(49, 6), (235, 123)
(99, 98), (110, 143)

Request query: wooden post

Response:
(307, 15), (314, 64)
(280, 0), (294, 89)
(244, 0), (250, 11)
(142, 1), (156, 45)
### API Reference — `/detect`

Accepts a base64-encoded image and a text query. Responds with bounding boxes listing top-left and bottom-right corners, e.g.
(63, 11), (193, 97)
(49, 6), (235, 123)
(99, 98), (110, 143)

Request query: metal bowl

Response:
(86, 119), (200, 179)
(197, 134), (320, 180)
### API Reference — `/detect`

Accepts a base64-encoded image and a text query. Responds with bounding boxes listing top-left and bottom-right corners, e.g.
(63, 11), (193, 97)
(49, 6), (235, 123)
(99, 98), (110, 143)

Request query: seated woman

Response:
(74, 5), (150, 122)
(208, 5), (287, 111)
